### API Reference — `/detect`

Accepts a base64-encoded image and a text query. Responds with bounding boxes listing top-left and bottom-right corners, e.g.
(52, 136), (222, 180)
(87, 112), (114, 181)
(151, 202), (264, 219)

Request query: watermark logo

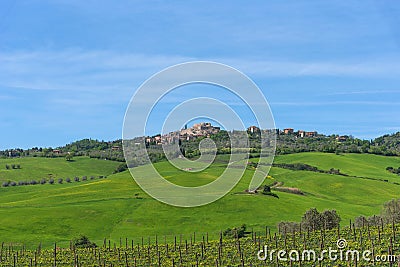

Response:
(336, 238), (347, 249)
(122, 61), (276, 207)
(257, 238), (399, 263)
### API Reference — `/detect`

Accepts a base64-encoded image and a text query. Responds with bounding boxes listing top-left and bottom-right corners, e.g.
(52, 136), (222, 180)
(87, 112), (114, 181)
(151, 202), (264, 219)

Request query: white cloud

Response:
(1, 49), (400, 101)
(271, 101), (400, 106)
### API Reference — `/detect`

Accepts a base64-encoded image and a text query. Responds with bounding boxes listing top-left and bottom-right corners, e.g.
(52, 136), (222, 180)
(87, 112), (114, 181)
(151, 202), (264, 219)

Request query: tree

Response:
(278, 221), (300, 235)
(5, 164), (10, 170)
(302, 208), (322, 231)
(58, 178), (63, 184)
(65, 154), (73, 161)
(302, 208), (341, 231)
(382, 198), (400, 223)
(321, 210), (341, 229)
(49, 178), (55, 184)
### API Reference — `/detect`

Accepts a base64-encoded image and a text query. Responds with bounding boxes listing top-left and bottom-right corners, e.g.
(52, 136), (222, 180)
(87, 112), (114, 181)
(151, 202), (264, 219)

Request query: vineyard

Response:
(1, 222), (399, 266)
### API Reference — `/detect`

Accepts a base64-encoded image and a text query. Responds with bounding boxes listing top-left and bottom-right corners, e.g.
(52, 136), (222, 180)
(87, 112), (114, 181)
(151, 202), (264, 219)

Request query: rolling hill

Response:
(0, 153), (399, 249)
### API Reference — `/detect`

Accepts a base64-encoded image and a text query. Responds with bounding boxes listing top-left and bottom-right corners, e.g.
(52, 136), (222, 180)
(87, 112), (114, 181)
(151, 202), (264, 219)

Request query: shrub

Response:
(2, 181), (9, 187)
(82, 176), (87, 181)
(74, 177), (80, 182)
(5, 165), (10, 170)
(257, 185), (279, 198)
(10, 181), (16, 186)
(40, 178), (46, 184)
(274, 187), (304, 195)
(58, 178), (63, 184)
(66, 178), (71, 183)
(16, 164), (20, 169)
(113, 163), (128, 174)
(30, 180), (37, 185)
(49, 178), (55, 184)
(90, 176), (95, 180)
(72, 235), (97, 248)
(386, 167), (400, 175)
(223, 224), (248, 239)
(11, 164), (15, 169)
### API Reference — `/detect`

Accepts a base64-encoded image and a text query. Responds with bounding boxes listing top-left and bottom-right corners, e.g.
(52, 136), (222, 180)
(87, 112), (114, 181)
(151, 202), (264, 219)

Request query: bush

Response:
(259, 185), (279, 198)
(58, 178), (63, 184)
(386, 166), (400, 175)
(74, 177), (80, 182)
(2, 181), (9, 187)
(49, 178), (55, 184)
(82, 176), (87, 181)
(5, 165), (10, 170)
(274, 187), (304, 195)
(90, 176), (95, 180)
(40, 178), (46, 185)
(66, 178), (71, 183)
(10, 181), (17, 186)
(72, 235), (97, 248)
(30, 180), (37, 185)
(223, 224), (248, 239)
(113, 163), (128, 174)
(16, 164), (20, 169)
(11, 164), (15, 169)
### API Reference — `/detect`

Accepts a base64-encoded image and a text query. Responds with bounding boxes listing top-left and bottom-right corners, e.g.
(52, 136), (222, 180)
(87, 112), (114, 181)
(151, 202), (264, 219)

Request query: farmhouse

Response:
(248, 126), (260, 134)
(305, 131), (317, 137)
(53, 149), (62, 155)
(336, 135), (349, 142)
(283, 128), (294, 135)
(297, 130), (305, 138)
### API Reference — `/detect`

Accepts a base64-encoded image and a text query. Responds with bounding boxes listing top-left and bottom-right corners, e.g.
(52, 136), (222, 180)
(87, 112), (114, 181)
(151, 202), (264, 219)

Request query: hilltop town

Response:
(143, 123), (339, 146)
(145, 122), (221, 145)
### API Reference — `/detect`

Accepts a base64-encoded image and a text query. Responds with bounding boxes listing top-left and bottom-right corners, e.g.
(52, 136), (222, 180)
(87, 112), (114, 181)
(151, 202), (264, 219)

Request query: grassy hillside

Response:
(0, 156), (121, 182)
(0, 153), (398, 249)
(273, 152), (400, 182)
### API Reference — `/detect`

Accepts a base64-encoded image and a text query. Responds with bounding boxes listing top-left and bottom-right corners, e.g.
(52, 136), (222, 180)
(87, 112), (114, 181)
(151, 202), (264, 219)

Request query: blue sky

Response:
(0, 0), (400, 149)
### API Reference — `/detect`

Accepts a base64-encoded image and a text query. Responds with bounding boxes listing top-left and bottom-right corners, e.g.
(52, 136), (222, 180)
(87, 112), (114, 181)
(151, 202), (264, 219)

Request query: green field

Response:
(0, 153), (399, 249)
(0, 156), (121, 183)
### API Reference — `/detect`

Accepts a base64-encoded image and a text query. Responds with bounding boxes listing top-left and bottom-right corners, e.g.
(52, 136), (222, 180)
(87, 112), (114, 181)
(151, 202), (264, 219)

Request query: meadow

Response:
(0, 157), (120, 183)
(0, 153), (399, 249)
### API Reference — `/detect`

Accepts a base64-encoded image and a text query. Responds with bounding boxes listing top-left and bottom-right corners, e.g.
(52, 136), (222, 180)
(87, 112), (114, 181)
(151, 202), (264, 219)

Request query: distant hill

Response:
(1, 130), (400, 162)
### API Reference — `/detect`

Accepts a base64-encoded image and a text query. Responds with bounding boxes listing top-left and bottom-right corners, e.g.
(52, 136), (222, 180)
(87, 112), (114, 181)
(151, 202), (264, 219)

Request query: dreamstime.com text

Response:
(257, 239), (399, 263)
